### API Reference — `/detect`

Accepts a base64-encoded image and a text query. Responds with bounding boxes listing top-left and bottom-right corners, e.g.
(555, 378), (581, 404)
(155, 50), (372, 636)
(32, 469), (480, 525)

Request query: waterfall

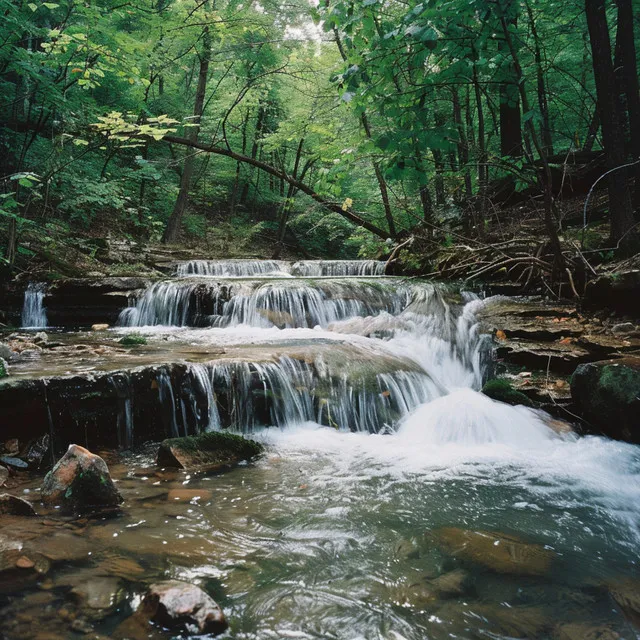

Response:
(177, 259), (290, 277)
(291, 260), (386, 276)
(118, 278), (415, 328)
(137, 357), (442, 435)
(21, 283), (48, 328)
(174, 259), (386, 278)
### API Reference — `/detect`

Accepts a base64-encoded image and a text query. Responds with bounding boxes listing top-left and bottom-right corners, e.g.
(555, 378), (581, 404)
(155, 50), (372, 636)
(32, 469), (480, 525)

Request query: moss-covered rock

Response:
(571, 357), (640, 443)
(156, 431), (264, 470)
(41, 444), (123, 512)
(481, 378), (534, 407)
(0, 358), (8, 379)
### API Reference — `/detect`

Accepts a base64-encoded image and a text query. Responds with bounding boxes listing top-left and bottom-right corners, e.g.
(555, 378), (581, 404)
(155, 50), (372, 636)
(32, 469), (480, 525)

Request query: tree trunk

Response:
(498, 5), (523, 157)
(162, 18), (211, 244)
(274, 137), (305, 258)
(240, 104), (266, 206)
(526, 0), (553, 155)
(499, 8), (565, 276)
(585, 0), (636, 250)
(614, 0), (640, 213)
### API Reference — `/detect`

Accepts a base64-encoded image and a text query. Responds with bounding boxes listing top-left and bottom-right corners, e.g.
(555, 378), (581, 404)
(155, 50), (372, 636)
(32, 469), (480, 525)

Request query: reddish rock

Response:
(140, 580), (228, 636)
(41, 444), (122, 512)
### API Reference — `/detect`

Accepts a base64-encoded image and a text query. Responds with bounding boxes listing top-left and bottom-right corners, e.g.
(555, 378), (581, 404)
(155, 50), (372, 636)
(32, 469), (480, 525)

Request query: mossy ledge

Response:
(481, 378), (534, 408)
(156, 431), (264, 470)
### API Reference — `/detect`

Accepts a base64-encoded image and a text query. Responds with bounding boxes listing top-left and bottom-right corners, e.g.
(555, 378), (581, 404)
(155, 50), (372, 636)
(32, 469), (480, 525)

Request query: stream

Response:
(2, 259), (639, 639)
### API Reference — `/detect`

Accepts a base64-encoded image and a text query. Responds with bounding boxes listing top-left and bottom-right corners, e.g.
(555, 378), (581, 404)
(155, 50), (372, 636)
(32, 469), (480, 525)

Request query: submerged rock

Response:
(139, 580), (228, 636)
(156, 431), (264, 470)
(0, 493), (37, 516)
(41, 444), (123, 511)
(430, 527), (554, 577)
(571, 357), (640, 443)
(555, 623), (621, 640)
(607, 578), (640, 627)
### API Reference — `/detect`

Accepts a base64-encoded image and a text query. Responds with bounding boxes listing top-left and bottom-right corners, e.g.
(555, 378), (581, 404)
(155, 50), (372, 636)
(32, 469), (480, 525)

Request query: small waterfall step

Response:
(21, 283), (48, 328)
(118, 277), (420, 328)
(175, 259), (387, 277)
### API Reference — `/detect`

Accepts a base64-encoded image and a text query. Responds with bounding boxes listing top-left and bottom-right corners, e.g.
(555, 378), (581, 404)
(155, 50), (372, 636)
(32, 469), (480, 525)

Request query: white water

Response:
(175, 258), (386, 277)
(111, 259), (640, 548)
(21, 282), (48, 328)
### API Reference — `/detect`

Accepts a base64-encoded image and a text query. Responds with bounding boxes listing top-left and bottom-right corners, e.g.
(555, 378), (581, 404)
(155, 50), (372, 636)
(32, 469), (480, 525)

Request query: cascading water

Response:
(4, 259), (640, 639)
(21, 282), (48, 328)
(174, 258), (387, 277)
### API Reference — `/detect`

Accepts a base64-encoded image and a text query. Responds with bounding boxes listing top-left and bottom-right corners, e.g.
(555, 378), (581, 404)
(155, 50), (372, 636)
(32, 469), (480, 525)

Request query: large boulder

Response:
(41, 444), (123, 511)
(156, 431), (263, 470)
(139, 580), (228, 636)
(582, 270), (640, 316)
(430, 527), (555, 577)
(571, 357), (640, 443)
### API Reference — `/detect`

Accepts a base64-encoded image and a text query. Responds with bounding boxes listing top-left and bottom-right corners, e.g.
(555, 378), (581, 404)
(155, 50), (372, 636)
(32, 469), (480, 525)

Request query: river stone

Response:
(571, 357), (640, 443)
(607, 578), (640, 627)
(41, 444), (123, 511)
(71, 577), (123, 610)
(430, 528), (554, 577)
(0, 493), (37, 516)
(0, 466), (8, 487)
(555, 623), (620, 640)
(156, 431), (264, 470)
(139, 580), (228, 636)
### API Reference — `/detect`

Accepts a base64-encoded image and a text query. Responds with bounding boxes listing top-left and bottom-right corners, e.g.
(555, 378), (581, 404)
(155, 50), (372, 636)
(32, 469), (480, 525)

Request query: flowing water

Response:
(3, 260), (640, 639)
(21, 282), (48, 328)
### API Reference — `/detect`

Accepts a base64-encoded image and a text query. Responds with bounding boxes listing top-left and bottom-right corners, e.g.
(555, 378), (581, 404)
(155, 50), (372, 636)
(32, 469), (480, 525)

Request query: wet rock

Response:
(430, 528), (554, 577)
(95, 554), (145, 580)
(0, 493), (37, 516)
(4, 438), (19, 455)
(91, 324), (110, 331)
(482, 378), (534, 407)
(157, 431), (263, 470)
(428, 568), (470, 597)
(71, 577), (123, 610)
(571, 357), (640, 443)
(0, 466), (8, 487)
(167, 488), (213, 501)
(139, 580), (228, 636)
(0, 455), (28, 469)
(20, 433), (51, 469)
(469, 605), (551, 638)
(611, 322), (636, 335)
(607, 578), (640, 627)
(33, 332), (48, 345)
(29, 531), (95, 563)
(0, 549), (50, 594)
(41, 444), (123, 512)
(555, 623), (620, 640)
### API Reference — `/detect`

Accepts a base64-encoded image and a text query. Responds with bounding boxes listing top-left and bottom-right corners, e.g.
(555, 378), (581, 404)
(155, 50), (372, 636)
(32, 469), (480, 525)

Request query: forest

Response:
(2, 0), (639, 288)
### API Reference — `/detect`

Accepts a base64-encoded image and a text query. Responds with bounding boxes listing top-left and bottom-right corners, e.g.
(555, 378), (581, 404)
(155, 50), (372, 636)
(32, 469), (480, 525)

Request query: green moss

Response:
(118, 333), (147, 346)
(598, 365), (640, 405)
(0, 359), (7, 379)
(162, 430), (263, 458)
(482, 378), (534, 408)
